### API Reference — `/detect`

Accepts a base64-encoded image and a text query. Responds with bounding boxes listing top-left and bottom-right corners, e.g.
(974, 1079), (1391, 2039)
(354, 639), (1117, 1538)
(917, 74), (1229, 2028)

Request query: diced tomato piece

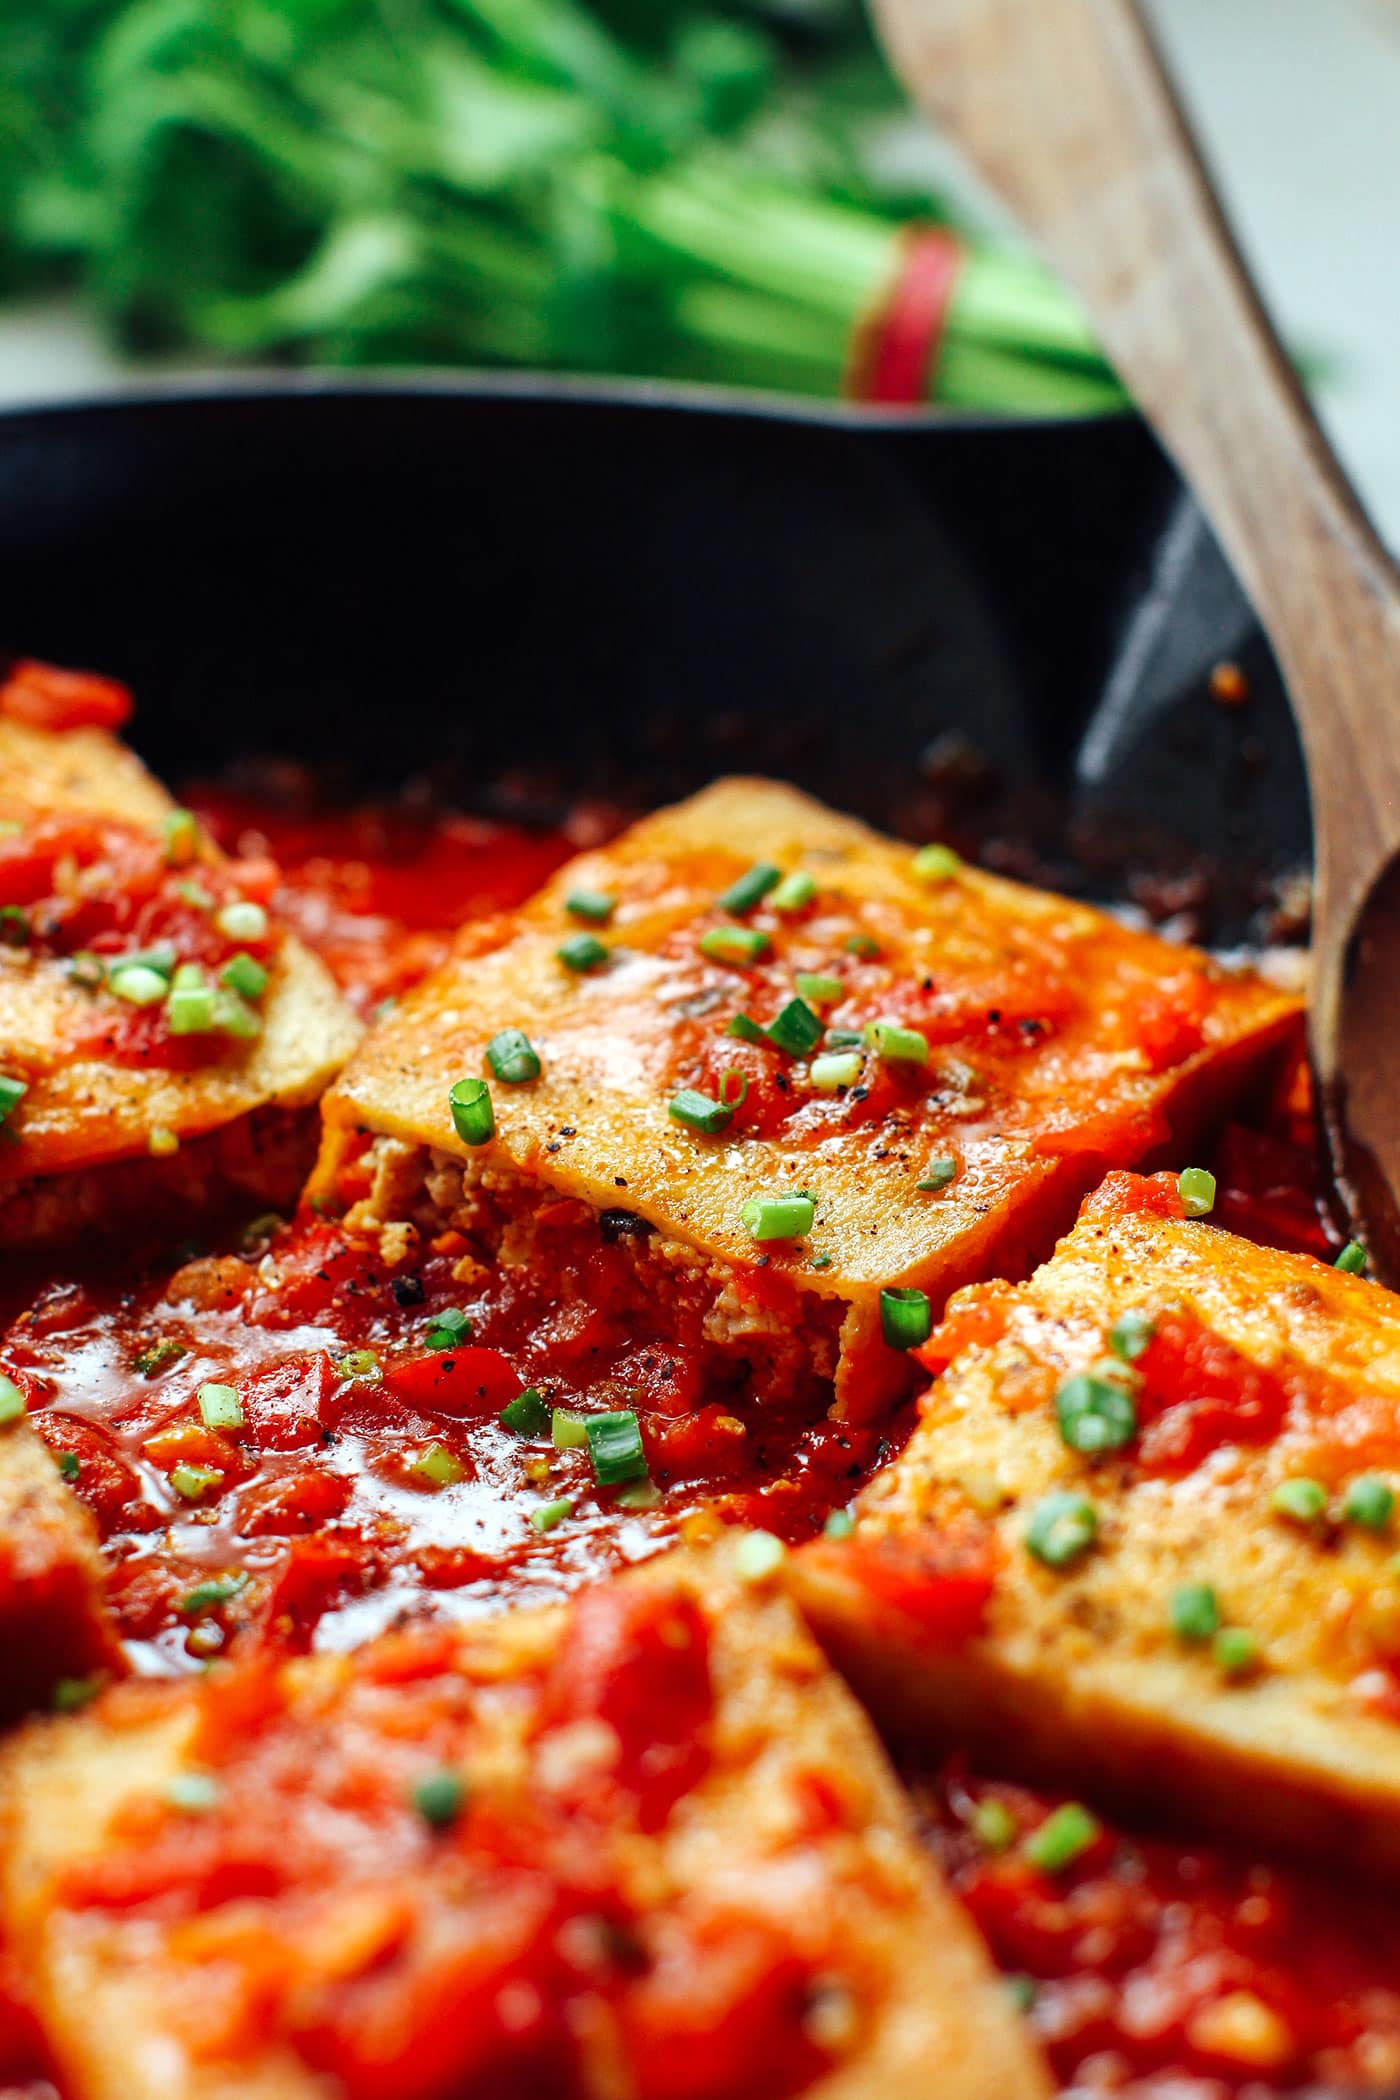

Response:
(1080, 1169), (1187, 1223)
(257, 1533), (382, 1650)
(621, 1913), (826, 2100)
(806, 1520), (996, 1647)
(1132, 970), (1210, 1071)
(1135, 1311), (1290, 1473)
(251, 1225), (383, 1326)
(916, 1282), (1012, 1376)
(236, 1468), (351, 1538)
(0, 658), (133, 733)
(142, 1422), (251, 1483)
(382, 1347), (520, 1417)
(27, 1415), (151, 1537)
(241, 1353), (339, 1451)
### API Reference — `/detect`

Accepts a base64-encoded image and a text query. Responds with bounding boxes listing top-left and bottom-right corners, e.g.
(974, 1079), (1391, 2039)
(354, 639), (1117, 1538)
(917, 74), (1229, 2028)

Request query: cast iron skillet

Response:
(0, 375), (1308, 941)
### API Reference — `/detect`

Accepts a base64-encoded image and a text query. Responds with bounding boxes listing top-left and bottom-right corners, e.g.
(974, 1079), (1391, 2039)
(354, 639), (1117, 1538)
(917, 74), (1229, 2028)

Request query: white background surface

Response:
(2, 0), (1399, 541)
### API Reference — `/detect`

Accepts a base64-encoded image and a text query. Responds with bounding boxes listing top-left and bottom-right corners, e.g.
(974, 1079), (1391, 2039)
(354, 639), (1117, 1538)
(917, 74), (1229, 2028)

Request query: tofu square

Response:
(0, 1545), (1047, 2100)
(316, 777), (1299, 1418)
(796, 1174), (1400, 1877)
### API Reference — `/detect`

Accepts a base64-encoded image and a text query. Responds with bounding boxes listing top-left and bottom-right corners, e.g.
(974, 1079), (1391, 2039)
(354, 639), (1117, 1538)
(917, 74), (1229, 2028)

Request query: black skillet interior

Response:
(0, 378), (1309, 945)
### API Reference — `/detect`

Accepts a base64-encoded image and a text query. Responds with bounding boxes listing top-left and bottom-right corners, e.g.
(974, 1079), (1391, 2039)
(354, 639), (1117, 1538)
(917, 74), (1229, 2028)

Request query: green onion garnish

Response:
(718, 1069), (748, 1108)
(616, 1477), (661, 1510)
(1054, 1372), (1138, 1454)
(56, 1451), (80, 1481)
(586, 1409), (647, 1485)
(501, 1387), (550, 1437)
(109, 963), (169, 1007)
(917, 1157), (958, 1191)
(810, 1050), (862, 1092)
(179, 1575), (247, 1616)
(133, 1338), (186, 1377)
(424, 1308), (473, 1351)
(764, 996), (824, 1057)
(411, 1443), (466, 1488)
(412, 1768), (466, 1828)
(845, 933), (881, 958)
(700, 926), (770, 967)
(1213, 1626), (1259, 1678)
(486, 1027), (541, 1084)
(880, 1287), (932, 1350)
(1108, 1309), (1155, 1361)
(121, 943), (177, 978)
(793, 972), (843, 1009)
(769, 870), (816, 914)
(170, 1462), (223, 1502)
(0, 905), (28, 946)
(734, 1529), (787, 1580)
(1335, 1240), (1368, 1275)
(823, 1506), (855, 1540)
(741, 1193), (815, 1242)
(66, 952), (105, 989)
(1023, 1802), (1099, 1873)
(175, 880), (213, 911)
(912, 842), (962, 884)
(972, 1798), (1018, 1852)
(337, 1350), (381, 1383)
(558, 931), (609, 972)
(824, 1027), (864, 1049)
(215, 900), (268, 943)
(220, 951), (269, 1000)
(531, 1496), (575, 1532)
(166, 982), (217, 1035)
(0, 1075), (27, 1128)
(551, 1409), (588, 1450)
(52, 1673), (106, 1713)
(668, 1088), (733, 1135)
(1271, 1476), (1327, 1524)
(1169, 1582), (1220, 1641)
(1343, 1475), (1394, 1531)
(865, 1019), (930, 1064)
(449, 1077), (495, 1146)
(725, 1012), (767, 1044)
(717, 862), (780, 915)
(162, 808), (199, 867)
(566, 889), (617, 924)
(1178, 1167), (1217, 1217)
(0, 1375), (27, 1427)
(1026, 1491), (1098, 1569)
(166, 1771), (222, 1813)
(197, 1382), (244, 1430)
(211, 988), (262, 1040)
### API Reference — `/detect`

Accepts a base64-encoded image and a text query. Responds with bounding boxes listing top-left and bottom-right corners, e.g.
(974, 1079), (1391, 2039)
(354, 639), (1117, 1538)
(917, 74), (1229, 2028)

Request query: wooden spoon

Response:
(875, 0), (1400, 1276)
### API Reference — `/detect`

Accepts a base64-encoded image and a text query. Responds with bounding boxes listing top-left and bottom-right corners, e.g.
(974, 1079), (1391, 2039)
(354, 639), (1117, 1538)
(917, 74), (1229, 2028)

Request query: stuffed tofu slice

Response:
(0, 702), (360, 1247)
(0, 1543), (1049, 2100)
(315, 776), (1299, 1420)
(796, 1172), (1400, 1878)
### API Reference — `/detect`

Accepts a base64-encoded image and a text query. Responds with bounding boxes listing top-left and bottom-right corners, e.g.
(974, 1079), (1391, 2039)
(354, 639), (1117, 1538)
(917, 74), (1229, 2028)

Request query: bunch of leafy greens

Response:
(0, 0), (1124, 411)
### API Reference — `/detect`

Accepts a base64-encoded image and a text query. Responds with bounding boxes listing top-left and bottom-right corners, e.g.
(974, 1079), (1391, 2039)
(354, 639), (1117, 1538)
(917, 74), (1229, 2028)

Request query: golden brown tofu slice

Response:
(315, 777), (1298, 1418)
(0, 1414), (119, 1722)
(0, 717), (360, 1247)
(0, 1544), (1048, 2100)
(795, 1172), (1400, 1879)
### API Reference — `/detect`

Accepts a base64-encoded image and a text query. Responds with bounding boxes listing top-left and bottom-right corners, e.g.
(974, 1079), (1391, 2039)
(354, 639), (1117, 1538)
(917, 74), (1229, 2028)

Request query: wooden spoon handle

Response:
(876, 0), (1400, 922)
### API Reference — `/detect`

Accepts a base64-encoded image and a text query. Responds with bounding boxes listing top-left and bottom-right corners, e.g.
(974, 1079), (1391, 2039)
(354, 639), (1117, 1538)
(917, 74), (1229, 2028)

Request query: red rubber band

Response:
(847, 227), (963, 406)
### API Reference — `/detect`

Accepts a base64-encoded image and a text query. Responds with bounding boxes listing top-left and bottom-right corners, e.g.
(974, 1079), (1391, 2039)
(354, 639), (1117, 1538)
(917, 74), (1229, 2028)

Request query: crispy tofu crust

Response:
(316, 778), (1298, 1416)
(0, 1420), (120, 1722)
(795, 1191), (1400, 1877)
(0, 1546), (1047, 2100)
(0, 719), (360, 1230)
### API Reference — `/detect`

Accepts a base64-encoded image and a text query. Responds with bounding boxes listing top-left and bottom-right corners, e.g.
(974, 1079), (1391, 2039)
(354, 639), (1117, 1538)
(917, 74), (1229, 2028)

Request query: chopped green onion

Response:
(794, 972), (843, 1009)
(0, 1375), (27, 1427)
(616, 1477), (661, 1510)
(486, 1027), (541, 1084)
(179, 1574), (247, 1616)
(810, 1251), (833, 1270)
(865, 1019), (930, 1064)
(133, 1338), (186, 1377)
(109, 963), (169, 1007)
(1178, 1167), (1217, 1217)
(122, 943), (177, 979)
(668, 1088), (733, 1135)
(823, 1506), (855, 1540)
(1023, 1802), (1099, 1873)
(718, 1069), (748, 1108)
(551, 1409), (589, 1450)
(0, 1075), (25, 1129)
(769, 870), (816, 913)
(824, 1027), (865, 1049)
(735, 1529), (787, 1580)
(52, 1673), (106, 1713)
(239, 1212), (283, 1251)
(424, 1308), (473, 1351)
(1026, 1491), (1098, 1569)
(764, 997), (824, 1056)
(162, 808), (200, 866)
(558, 931), (609, 972)
(171, 961), (206, 991)
(166, 983), (218, 1034)
(170, 1462), (223, 1502)
(917, 1157), (958, 1192)
(1343, 1475), (1395, 1531)
(810, 1050), (862, 1092)
(880, 1287), (932, 1350)
(501, 1387), (550, 1437)
(1108, 1309), (1156, 1362)
(717, 862), (780, 915)
(725, 1012), (767, 1043)
(845, 932), (882, 958)
(56, 1450), (81, 1482)
(741, 1193), (815, 1241)
(175, 879), (213, 911)
(411, 1443), (466, 1488)
(1055, 1372), (1138, 1455)
(149, 1127), (180, 1159)
(1335, 1240), (1368, 1275)
(197, 1382), (244, 1430)
(586, 1409), (647, 1485)
(220, 951), (269, 1000)
(337, 1350), (381, 1383)
(166, 1771), (221, 1813)
(1271, 1476), (1327, 1524)
(1005, 1975), (1037, 2015)
(566, 889), (617, 924)
(412, 1768), (466, 1827)
(701, 925), (770, 967)
(212, 988), (263, 1041)
(1213, 1626), (1259, 1678)
(0, 905), (29, 946)
(449, 1077), (495, 1146)
(972, 1797), (1018, 1852)
(1169, 1582), (1220, 1641)
(912, 842), (962, 884)
(531, 1496), (575, 1533)
(65, 952), (105, 990)
(215, 900), (268, 943)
